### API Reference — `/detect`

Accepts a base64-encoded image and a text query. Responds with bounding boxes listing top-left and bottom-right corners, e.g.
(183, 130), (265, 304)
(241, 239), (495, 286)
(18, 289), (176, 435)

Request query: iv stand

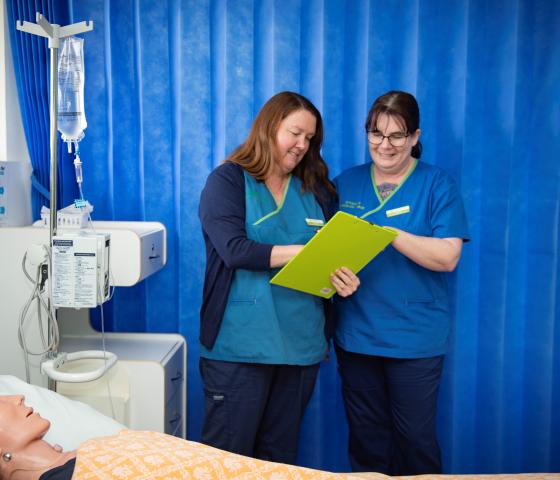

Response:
(15, 13), (118, 389)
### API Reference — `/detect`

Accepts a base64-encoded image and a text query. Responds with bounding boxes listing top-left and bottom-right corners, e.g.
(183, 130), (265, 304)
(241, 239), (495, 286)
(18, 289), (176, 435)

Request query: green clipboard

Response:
(270, 211), (397, 298)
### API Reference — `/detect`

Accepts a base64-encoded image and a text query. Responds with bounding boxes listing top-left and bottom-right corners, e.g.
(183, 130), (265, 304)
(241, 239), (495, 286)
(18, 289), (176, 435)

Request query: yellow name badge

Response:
(386, 205), (411, 218)
(305, 218), (325, 227)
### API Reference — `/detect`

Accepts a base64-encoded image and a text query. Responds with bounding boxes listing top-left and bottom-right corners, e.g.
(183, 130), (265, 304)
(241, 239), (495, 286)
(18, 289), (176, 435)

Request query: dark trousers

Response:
(335, 346), (443, 475)
(199, 357), (319, 465)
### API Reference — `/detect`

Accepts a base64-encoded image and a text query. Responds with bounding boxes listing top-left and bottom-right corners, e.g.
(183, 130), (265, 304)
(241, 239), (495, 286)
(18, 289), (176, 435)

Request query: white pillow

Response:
(0, 375), (124, 450)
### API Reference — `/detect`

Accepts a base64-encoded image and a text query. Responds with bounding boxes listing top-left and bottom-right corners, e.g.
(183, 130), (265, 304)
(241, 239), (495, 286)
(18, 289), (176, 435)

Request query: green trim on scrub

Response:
(361, 159), (418, 220)
(253, 175), (292, 226)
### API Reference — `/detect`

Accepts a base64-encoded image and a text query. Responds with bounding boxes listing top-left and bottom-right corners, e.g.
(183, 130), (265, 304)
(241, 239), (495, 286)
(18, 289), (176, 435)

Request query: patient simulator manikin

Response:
(0, 396), (76, 480)
(0, 395), (371, 480)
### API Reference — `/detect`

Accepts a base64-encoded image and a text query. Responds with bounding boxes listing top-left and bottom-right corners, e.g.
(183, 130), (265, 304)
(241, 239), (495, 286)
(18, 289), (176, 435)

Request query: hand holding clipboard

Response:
(270, 211), (397, 298)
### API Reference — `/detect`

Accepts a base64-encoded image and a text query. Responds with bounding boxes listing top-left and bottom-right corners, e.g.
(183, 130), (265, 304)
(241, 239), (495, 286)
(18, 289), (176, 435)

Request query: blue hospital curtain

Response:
(7, 0), (560, 474)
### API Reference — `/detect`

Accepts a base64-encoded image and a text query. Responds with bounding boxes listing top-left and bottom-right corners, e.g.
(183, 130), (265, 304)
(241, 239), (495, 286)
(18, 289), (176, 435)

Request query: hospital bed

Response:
(1, 375), (557, 480)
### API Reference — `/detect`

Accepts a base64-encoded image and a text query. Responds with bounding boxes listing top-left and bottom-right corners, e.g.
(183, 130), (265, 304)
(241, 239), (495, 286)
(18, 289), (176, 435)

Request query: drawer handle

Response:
(169, 414), (181, 425)
(149, 254), (160, 260)
(171, 372), (182, 382)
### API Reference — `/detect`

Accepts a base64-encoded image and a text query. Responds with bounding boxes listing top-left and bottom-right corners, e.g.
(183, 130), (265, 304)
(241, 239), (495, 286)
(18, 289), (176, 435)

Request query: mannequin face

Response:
(0, 395), (51, 453)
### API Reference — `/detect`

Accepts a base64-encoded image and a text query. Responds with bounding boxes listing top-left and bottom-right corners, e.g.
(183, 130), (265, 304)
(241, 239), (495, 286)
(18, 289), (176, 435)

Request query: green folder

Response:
(270, 211), (397, 298)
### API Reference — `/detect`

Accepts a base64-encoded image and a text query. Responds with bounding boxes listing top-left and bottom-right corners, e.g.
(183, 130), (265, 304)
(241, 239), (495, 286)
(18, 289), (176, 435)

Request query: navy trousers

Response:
(335, 346), (443, 475)
(199, 357), (319, 465)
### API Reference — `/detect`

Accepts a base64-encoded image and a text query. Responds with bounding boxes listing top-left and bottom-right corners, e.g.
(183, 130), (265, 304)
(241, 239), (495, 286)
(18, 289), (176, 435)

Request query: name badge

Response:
(306, 218), (324, 227)
(386, 205), (410, 218)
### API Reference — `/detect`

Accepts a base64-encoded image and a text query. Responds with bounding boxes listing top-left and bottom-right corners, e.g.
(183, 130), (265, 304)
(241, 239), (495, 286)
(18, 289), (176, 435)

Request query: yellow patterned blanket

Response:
(73, 430), (378, 479)
(72, 430), (559, 480)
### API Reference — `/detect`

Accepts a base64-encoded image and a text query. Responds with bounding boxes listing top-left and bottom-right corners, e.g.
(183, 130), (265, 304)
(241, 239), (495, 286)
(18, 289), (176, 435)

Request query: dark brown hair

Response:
(365, 90), (422, 159)
(226, 91), (336, 199)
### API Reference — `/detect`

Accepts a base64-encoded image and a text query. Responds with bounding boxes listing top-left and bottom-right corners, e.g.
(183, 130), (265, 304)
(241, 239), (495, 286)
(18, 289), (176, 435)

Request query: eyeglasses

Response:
(367, 131), (409, 147)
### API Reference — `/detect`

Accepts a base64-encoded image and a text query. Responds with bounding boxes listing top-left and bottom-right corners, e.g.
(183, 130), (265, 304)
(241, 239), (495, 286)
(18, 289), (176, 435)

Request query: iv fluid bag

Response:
(58, 37), (87, 143)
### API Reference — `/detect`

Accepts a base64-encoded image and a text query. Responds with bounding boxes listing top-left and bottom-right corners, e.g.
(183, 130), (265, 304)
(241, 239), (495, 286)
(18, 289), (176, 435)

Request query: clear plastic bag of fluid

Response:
(57, 37), (87, 143)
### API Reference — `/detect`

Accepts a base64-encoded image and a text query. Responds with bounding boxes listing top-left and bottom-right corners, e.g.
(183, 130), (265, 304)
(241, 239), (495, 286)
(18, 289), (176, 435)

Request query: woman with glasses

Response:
(333, 91), (469, 475)
(198, 91), (359, 465)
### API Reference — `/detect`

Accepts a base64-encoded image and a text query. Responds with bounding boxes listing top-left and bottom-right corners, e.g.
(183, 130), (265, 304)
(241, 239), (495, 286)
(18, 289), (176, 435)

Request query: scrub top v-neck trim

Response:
(361, 159), (418, 219)
(253, 176), (292, 225)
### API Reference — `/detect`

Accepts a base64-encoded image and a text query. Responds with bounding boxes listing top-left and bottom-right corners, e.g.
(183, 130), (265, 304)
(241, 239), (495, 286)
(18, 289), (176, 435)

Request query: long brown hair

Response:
(365, 90), (423, 159)
(226, 91), (336, 199)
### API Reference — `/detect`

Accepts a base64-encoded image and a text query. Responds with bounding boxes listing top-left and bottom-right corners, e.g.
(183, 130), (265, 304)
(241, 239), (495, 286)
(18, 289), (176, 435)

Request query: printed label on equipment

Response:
(52, 236), (98, 308)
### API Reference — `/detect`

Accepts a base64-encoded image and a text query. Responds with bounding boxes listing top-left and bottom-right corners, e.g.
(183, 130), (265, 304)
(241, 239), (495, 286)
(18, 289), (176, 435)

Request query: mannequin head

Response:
(0, 395), (51, 448)
(0, 395), (74, 480)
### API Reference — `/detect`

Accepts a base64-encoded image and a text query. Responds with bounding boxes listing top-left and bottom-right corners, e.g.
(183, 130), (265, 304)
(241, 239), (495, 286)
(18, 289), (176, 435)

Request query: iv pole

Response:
(15, 13), (116, 388)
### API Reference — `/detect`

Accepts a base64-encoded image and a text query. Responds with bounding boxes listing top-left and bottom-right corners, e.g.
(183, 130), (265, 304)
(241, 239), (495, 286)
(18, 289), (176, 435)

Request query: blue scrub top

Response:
(201, 172), (327, 365)
(334, 160), (469, 358)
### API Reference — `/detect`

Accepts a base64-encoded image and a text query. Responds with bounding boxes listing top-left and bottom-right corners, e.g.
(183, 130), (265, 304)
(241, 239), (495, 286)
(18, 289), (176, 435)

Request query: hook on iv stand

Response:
(16, 14), (93, 49)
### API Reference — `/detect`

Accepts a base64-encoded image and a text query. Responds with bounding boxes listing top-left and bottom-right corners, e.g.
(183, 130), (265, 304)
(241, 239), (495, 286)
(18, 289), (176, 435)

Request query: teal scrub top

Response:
(201, 172), (327, 365)
(334, 160), (469, 358)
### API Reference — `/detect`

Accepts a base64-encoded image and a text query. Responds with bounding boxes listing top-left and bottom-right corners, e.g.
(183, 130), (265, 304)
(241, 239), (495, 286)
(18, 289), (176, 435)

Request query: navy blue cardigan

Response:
(198, 162), (336, 350)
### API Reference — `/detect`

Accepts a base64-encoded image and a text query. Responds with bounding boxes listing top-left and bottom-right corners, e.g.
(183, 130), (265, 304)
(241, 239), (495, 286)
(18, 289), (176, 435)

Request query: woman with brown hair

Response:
(198, 91), (359, 464)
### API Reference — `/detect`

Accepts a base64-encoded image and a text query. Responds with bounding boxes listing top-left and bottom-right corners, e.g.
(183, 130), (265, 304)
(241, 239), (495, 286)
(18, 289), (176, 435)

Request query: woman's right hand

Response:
(270, 245), (304, 268)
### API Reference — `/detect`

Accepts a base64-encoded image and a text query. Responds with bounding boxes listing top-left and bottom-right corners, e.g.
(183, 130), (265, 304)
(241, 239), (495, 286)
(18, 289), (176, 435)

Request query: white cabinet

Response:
(56, 333), (186, 438)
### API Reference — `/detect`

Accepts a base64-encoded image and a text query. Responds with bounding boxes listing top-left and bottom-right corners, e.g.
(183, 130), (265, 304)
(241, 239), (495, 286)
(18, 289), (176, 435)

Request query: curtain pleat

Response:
(254, 0), (273, 113)
(209, 0), (225, 166)
(7, 0), (560, 473)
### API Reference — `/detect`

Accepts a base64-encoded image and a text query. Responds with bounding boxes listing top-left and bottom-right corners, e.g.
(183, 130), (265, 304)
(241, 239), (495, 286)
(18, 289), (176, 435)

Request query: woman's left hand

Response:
(330, 267), (360, 297)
